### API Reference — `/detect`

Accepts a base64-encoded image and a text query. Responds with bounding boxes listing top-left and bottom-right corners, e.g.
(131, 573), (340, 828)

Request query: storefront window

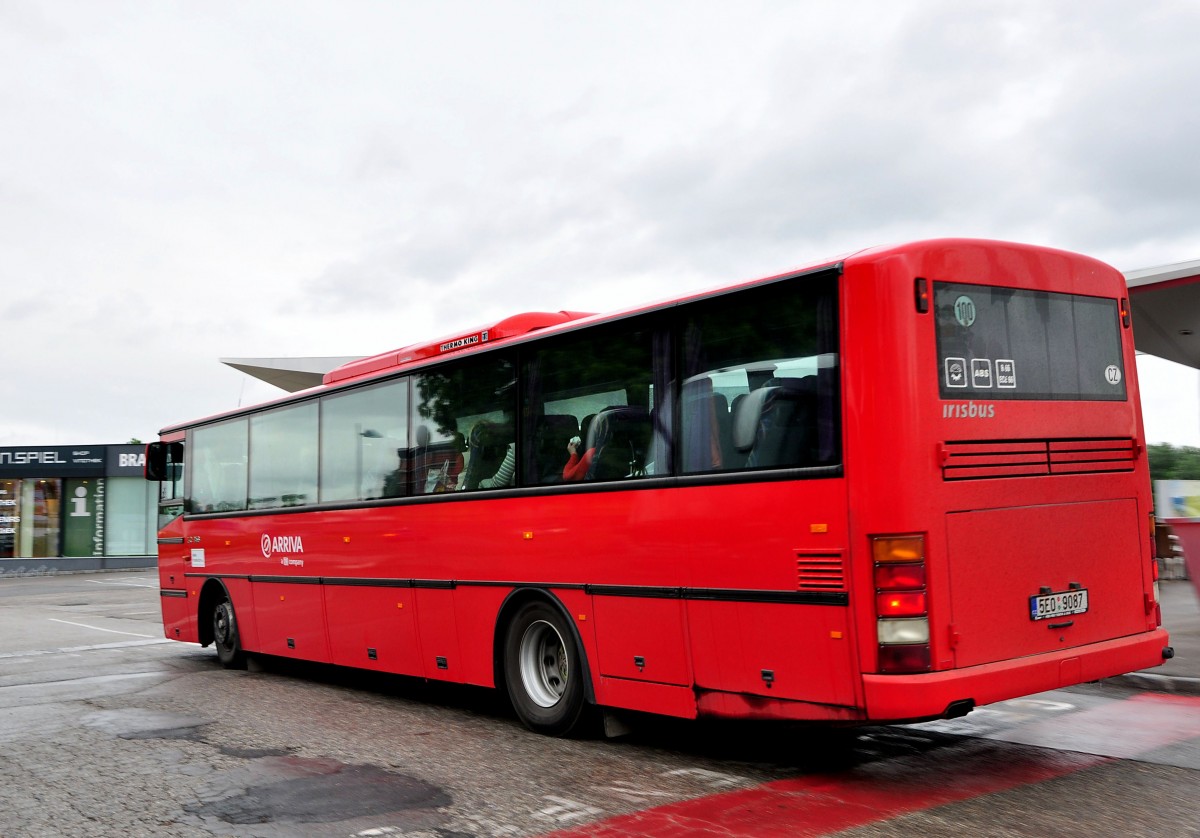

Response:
(28, 480), (62, 557)
(107, 478), (155, 556)
(0, 479), (63, 559)
(0, 479), (17, 559)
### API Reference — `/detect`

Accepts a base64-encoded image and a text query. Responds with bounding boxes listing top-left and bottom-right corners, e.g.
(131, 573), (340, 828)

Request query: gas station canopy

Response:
(1126, 258), (1200, 370)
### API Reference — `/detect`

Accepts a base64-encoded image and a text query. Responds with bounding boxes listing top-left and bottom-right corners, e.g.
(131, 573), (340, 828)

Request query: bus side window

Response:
(679, 273), (840, 475)
(411, 354), (517, 492)
(189, 419), (248, 513)
(320, 378), (408, 502)
(249, 402), (318, 510)
(520, 322), (666, 485)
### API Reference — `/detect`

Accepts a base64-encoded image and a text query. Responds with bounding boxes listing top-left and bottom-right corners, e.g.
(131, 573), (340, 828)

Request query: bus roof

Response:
(323, 310), (595, 386)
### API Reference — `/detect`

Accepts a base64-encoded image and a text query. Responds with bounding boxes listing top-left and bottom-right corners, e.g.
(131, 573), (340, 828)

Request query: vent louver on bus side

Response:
(797, 553), (846, 591)
(940, 438), (1137, 481)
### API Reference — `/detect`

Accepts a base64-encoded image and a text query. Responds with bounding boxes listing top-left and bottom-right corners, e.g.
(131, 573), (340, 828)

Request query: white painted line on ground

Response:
(88, 579), (157, 588)
(0, 638), (174, 661)
(47, 618), (156, 638)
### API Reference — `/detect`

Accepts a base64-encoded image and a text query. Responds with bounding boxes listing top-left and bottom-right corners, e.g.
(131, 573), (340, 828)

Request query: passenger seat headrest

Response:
(732, 387), (773, 452)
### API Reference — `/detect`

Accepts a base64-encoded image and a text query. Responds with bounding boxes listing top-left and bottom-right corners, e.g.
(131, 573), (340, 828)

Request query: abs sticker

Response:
(970, 358), (993, 388)
(1105, 365), (1122, 385)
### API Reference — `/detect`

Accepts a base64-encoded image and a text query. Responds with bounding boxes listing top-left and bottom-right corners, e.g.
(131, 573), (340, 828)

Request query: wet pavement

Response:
(1111, 579), (1200, 694)
(2, 570), (1198, 837)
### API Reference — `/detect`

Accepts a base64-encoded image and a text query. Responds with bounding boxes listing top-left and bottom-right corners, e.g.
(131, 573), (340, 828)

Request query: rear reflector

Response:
(878, 644), (932, 673)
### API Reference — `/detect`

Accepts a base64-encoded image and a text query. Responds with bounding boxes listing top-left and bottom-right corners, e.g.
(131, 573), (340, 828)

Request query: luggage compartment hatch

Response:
(946, 499), (1147, 669)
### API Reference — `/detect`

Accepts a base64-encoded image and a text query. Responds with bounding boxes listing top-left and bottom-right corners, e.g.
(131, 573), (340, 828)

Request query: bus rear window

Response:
(934, 282), (1126, 401)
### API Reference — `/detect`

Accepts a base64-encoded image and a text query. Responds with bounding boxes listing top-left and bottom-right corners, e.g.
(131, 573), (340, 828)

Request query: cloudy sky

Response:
(2, 1), (1198, 447)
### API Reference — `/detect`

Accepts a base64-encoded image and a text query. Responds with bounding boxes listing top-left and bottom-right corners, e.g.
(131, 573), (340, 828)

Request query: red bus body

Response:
(151, 239), (1170, 732)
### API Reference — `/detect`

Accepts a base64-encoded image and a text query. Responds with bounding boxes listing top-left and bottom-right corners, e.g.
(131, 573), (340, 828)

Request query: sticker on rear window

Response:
(996, 360), (1016, 388)
(954, 295), (976, 327)
(945, 357), (967, 388)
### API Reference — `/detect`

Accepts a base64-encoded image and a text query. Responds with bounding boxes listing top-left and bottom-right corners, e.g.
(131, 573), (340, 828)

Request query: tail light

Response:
(873, 534), (931, 673)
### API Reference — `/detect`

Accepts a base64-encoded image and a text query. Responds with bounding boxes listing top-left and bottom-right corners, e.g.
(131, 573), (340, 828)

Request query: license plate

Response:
(1029, 589), (1089, 621)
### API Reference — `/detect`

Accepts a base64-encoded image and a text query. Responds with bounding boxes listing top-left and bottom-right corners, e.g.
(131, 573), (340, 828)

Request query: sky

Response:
(1, 1), (1198, 447)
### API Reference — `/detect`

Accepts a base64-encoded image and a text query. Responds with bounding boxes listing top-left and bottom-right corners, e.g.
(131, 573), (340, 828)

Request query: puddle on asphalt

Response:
(185, 757), (450, 825)
(80, 708), (210, 740)
(217, 744), (294, 759)
(79, 709), (451, 831)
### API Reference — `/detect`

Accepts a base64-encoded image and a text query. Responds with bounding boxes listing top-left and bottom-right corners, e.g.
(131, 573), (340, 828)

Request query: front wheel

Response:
(503, 601), (589, 736)
(212, 594), (246, 669)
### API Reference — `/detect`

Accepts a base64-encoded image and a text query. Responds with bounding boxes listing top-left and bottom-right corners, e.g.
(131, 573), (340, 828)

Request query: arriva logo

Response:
(261, 533), (305, 559)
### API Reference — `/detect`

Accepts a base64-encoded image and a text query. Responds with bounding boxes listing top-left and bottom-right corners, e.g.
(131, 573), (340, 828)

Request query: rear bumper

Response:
(862, 628), (1171, 722)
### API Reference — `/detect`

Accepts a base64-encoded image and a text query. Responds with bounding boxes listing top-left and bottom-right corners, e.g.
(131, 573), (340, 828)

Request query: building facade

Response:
(0, 444), (155, 560)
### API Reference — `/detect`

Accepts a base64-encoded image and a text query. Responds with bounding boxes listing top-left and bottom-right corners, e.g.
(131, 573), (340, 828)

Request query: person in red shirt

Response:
(562, 435), (594, 481)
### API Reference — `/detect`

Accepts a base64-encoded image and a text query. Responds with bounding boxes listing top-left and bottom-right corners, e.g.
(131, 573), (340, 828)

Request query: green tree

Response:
(1148, 443), (1200, 483)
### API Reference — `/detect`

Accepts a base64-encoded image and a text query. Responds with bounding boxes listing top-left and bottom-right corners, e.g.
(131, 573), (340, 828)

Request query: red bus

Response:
(146, 238), (1172, 735)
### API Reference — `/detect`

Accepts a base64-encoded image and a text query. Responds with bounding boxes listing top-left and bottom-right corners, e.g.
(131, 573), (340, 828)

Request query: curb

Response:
(1105, 671), (1200, 696)
(0, 557), (155, 578)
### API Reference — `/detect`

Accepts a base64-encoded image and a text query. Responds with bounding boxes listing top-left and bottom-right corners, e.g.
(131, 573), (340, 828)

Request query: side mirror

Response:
(144, 443), (167, 481)
(144, 442), (182, 481)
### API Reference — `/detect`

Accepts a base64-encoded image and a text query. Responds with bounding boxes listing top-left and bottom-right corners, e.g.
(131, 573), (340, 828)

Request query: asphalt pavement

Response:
(1111, 578), (1200, 695)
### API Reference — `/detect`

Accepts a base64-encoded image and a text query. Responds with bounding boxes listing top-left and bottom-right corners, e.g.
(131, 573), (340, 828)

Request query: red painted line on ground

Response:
(549, 744), (1106, 837)
(550, 692), (1200, 836)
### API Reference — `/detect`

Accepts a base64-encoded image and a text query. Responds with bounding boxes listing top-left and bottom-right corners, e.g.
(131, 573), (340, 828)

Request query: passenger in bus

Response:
(478, 442), (516, 488)
(583, 406), (653, 480)
(562, 435), (594, 481)
(462, 421), (515, 489)
(413, 426), (465, 493)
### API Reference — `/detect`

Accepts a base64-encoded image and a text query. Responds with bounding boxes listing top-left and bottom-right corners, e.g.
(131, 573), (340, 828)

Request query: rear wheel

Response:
(212, 594), (246, 669)
(503, 601), (588, 735)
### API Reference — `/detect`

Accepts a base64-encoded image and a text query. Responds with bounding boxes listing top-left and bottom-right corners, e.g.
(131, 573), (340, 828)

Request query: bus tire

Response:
(212, 593), (246, 669)
(503, 600), (588, 736)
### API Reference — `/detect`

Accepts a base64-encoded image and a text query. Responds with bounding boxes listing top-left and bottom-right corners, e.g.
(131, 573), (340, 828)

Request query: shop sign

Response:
(0, 446), (107, 477)
(63, 478), (105, 557)
(106, 445), (147, 477)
